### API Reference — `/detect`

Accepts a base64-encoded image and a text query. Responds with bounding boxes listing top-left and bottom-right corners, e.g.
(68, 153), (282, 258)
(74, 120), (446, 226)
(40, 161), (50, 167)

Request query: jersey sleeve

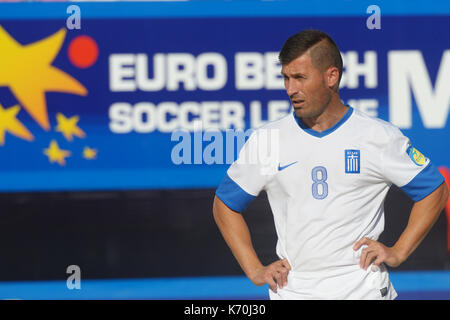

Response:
(215, 129), (274, 213)
(381, 126), (444, 202)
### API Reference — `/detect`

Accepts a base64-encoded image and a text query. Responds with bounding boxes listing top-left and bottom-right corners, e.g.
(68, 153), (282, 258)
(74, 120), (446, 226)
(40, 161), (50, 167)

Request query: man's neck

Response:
(301, 97), (348, 132)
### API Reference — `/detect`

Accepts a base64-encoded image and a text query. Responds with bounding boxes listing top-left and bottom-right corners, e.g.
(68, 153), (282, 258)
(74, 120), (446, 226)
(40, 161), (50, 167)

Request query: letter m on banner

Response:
(388, 50), (450, 129)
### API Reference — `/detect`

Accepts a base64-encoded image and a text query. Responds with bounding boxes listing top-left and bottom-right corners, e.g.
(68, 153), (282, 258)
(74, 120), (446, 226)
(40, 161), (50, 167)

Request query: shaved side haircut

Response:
(279, 29), (343, 88)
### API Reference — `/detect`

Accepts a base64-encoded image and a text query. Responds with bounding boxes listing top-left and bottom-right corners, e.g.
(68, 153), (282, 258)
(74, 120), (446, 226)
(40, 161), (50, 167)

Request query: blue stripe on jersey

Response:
(294, 106), (354, 138)
(400, 162), (445, 202)
(215, 173), (256, 213)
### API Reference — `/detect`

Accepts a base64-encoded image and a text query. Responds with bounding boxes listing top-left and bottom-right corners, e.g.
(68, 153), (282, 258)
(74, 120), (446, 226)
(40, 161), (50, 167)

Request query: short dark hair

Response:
(279, 29), (343, 84)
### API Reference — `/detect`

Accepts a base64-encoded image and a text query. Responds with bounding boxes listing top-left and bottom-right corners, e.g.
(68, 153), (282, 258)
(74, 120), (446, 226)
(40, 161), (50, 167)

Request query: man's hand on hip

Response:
(353, 237), (404, 271)
(249, 258), (291, 293)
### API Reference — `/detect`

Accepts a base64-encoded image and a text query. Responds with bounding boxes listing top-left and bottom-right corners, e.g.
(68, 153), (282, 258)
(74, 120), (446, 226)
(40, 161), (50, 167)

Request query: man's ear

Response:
(325, 66), (340, 90)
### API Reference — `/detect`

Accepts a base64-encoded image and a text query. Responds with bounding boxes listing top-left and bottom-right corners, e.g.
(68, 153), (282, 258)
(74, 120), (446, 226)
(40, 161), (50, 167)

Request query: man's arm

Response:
(213, 195), (291, 292)
(354, 182), (449, 270)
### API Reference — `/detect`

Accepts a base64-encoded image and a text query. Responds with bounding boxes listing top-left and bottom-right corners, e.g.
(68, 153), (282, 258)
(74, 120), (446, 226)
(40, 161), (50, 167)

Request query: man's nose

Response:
(285, 80), (299, 97)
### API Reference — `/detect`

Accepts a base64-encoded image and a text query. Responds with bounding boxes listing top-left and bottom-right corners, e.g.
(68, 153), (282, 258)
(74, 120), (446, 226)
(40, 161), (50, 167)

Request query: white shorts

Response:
(269, 263), (398, 300)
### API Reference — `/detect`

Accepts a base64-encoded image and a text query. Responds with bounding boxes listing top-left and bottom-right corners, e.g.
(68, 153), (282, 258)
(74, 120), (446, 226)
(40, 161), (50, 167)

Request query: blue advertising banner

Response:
(0, 1), (449, 191)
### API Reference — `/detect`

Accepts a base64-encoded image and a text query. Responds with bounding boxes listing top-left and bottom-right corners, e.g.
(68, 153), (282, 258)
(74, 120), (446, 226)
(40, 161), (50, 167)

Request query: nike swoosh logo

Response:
(278, 161), (298, 171)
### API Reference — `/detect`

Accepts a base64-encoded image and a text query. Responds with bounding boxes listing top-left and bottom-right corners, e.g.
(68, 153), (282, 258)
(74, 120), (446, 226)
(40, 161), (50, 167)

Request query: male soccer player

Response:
(213, 29), (448, 299)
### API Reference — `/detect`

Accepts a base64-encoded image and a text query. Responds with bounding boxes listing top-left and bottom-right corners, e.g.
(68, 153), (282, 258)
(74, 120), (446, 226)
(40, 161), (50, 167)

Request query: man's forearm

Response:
(212, 196), (263, 280)
(355, 182), (449, 270)
(213, 196), (292, 291)
(393, 182), (449, 264)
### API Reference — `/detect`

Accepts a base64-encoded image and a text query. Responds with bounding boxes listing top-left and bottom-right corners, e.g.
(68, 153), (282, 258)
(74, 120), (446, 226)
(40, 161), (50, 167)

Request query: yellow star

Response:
(0, 103), (34, 145)
(43, 140), (71, 166)
(83, 146), (97, 160)
(55, 113), (86, 141)
(0, 26), (87, 131)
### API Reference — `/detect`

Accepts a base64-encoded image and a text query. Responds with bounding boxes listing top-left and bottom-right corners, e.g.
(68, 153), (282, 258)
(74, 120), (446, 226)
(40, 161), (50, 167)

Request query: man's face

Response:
(281, 52), (331, 119)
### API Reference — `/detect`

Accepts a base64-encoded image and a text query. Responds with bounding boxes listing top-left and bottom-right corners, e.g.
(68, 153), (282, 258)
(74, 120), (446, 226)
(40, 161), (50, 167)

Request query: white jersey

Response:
(216, 106), (444, 300)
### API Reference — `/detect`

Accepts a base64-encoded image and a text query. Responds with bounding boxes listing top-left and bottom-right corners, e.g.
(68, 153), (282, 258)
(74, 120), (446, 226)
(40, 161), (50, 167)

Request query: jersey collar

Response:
(293, 105), (353, 138)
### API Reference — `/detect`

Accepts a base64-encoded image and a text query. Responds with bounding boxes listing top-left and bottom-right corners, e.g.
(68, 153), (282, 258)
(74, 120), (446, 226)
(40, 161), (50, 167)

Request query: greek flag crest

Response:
(345, 149), (360, 174)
